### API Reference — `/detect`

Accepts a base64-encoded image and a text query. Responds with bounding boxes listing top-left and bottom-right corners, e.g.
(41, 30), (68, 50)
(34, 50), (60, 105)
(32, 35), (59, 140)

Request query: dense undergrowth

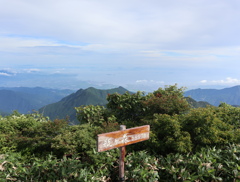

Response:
(1, 85), (240, 181)
(1, 145), (240, 181)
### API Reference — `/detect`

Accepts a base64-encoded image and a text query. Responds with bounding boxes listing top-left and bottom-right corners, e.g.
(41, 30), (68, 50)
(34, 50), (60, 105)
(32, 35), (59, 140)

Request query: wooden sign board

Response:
(97, 125), (150, 152)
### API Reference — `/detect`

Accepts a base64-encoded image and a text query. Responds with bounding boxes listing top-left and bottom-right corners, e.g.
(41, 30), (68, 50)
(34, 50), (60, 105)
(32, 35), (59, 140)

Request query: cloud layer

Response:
(1, 0), (240, 90)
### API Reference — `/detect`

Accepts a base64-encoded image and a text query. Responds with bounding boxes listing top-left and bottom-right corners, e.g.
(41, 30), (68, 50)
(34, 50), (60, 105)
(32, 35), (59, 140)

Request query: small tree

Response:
(143, 114), (192, 154)
(107, 91), (148, 123)
(75, 105), (117, 127)
(106, 84), (189, 123)
(182, 107), (235, 149)
(142, 84), (190, 117)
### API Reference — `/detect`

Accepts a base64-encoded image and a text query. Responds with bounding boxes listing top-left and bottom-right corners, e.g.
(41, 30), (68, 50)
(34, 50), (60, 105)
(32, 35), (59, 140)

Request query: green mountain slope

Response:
(185, 97), (212, 108)
(184, 85), (240, 106)
(0, 87), (73, 114)
(39, 86), (130, 124)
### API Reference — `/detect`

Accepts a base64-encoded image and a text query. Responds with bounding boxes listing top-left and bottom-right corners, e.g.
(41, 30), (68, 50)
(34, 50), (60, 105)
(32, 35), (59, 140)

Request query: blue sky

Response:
(1, 0), (240, 91)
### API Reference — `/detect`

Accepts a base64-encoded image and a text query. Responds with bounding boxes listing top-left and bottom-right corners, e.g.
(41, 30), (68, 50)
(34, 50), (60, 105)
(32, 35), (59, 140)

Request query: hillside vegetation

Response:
(1, 85), (240, 181)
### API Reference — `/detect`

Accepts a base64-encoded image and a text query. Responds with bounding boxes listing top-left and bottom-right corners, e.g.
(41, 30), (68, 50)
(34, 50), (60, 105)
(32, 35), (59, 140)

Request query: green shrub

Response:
(1, 145), (240, 181)
(107, 91), (148, 123)
(157, 144), (240, 181)
(217, 103), (240, 127)
(0, 112), (47, 154)
(125, 151), (159, 181)
(182, 107), (236, 149)
(52, 123), (119, 165)
(0, 111), (69, 156)
(142, 85), (190, 117)
(75, 105), (117, 128)
(0, 152), (112, 182)
(144, 114), (192, 155)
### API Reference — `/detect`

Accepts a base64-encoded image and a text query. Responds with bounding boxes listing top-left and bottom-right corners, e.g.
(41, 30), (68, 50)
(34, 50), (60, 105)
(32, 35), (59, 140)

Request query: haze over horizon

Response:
(1, 0), (240, 92)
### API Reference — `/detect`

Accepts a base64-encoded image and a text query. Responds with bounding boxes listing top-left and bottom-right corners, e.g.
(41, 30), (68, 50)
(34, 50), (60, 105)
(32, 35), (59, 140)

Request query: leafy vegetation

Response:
(1, 84), (240, 181)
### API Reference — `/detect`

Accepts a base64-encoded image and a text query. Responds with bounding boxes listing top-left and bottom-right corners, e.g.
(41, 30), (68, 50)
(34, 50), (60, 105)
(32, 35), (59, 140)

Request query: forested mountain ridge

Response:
(184, 85), (240, 106)
(39, 86), (211, 124)
(185, 97), (211, 108)
(0, 85), (217, 119)
(39, 86), (130, 123)
(0, 87), (73, 114)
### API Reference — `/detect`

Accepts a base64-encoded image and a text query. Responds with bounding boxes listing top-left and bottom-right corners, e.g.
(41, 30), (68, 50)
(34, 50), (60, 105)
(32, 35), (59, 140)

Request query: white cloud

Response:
(0, 68), (17, 76)
(136, 80), (164, 84)
(201, 77), (240, 85)
(0, 72), (11, 76)
(136, 80), (149, 84)
(200, 80), (207, 83)
(1, 0), (240, 48)
(0, 36), (59, 51)
(125, 79), (166, 92)
(1, 0), (240, 56)
(23, 69), (41, 73)
(212, 77), (240, 84)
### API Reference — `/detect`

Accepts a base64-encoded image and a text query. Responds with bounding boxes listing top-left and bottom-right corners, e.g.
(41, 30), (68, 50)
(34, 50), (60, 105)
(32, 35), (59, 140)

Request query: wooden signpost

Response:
(97, 125), (150, 181)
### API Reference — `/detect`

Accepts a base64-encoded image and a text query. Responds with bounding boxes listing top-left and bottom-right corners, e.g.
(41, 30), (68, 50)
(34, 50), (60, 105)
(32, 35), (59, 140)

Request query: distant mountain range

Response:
(184, 85), (240, 106)
(39, 86), (129, 124)
(2, 85), (240, 122)
(39, 87), (211, 124)
(0, 87), (73, 114)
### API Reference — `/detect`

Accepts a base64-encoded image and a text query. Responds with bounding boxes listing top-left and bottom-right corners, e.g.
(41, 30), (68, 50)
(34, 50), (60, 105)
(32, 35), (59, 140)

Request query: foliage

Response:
(2, 85), (240, 181)
(14, 118), (69, 157)
(75, 105), (116, 126)
(216, 103), (240, 128)
(51, 123), (119, 165)
(182, 106), (237, 149)
(143, 85), (190, 117)
(125, 151), (159, 181)
(0, 152), (113, 182)
(0, 111), (68, 156)
(107, 91), (148, 123)
(143, 114), (192, 155)
(106, 84), (189, 124)
(51, 123), (98, 159)
(75, 105), (106, 125)
(157, 144), (240, 181)
(1, 144), (240, 181)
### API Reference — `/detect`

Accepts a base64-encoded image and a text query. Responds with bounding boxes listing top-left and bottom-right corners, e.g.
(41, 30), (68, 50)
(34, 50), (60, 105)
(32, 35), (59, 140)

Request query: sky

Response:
(1, 0), (240, 91)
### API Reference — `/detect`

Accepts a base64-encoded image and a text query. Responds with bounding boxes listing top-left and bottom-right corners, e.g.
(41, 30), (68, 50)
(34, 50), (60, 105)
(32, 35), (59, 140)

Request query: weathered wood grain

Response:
(97, 125), (150, 152)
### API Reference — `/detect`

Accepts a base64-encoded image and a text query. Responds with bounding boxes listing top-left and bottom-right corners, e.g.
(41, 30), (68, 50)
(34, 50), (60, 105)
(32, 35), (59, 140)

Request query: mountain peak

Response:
(39, 86), (130, 123)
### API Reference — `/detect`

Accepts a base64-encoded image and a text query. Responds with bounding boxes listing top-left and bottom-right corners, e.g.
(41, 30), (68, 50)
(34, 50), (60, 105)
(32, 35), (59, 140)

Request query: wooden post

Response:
(97, 125), (150, 181)
(119, 125), (126, 182)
